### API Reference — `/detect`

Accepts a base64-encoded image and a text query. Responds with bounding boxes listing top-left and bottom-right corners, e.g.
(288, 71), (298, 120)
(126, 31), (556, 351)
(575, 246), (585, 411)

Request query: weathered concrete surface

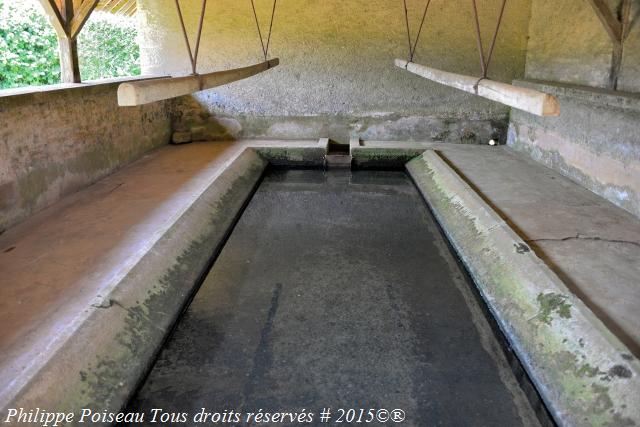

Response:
(254, 139), (327, 167)
(507, 80), (640, 218)
(515, 0), (640, 220)
(355, 141), (640, 359)
(407, 149), (640, 427)
(351, 139), (435, 169)
(525, 0), (640, 92)
(429, 145), (640, 360)
(137, 0), (532, 142)
(0, 140), (324, 424)
(126, 169), (540, 427)
(0, 81), (173, 232)
(174, 109), (509, 146)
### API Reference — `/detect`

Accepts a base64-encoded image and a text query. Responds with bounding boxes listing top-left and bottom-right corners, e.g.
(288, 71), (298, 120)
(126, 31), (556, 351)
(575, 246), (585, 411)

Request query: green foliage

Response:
(0, 0), (140, 89)
(78, 13), (140, 81)
(0, 0), (60, 88)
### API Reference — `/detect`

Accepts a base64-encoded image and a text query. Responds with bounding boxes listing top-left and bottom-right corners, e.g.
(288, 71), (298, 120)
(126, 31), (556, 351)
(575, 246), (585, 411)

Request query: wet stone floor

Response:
(123, 169), (541, 427)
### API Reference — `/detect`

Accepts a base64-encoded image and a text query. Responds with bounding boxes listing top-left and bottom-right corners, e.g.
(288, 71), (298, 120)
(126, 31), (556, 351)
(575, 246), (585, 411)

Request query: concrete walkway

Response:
(433, 145), (640, 357)
(406, 148), (639, 425)
(125, 169), (540, 427)
(0, 140), (323, 418)
(1, 138), (637, 425)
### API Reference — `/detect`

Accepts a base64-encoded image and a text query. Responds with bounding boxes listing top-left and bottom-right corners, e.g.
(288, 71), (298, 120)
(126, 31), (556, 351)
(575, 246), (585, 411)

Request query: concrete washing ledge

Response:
(512, 79), (640, 112)
(0, 140), (326, 424)
(403, 149), (640, 427)
(2, 138), (638, 426)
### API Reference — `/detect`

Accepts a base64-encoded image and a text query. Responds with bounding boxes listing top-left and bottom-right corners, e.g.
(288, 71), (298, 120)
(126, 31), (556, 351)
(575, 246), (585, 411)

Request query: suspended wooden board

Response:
(118, 58), (279, 106)
(395, 59), (560, 117)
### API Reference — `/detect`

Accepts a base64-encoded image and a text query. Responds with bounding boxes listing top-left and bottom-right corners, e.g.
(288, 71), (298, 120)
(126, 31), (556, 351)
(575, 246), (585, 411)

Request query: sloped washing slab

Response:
(0, 140), (326, 422)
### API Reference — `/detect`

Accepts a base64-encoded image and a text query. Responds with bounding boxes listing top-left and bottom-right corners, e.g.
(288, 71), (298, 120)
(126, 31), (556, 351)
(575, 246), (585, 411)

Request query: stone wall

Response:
(0, 82), (172, 231)
(508, 0), (640, 218)
(137, 0), (532, 143)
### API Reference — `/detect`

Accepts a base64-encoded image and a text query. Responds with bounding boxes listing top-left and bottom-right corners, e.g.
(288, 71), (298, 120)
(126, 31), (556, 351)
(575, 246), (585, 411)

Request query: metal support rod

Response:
(411, 0), (432, 61)
(251, 0), (278, 61)
(265, 0), (277, 58)
(470, 0), (487, 77)
(250, 0), (267, 60)
(193, 0), (208, 73)
(470, 0), (508, 78)
(174, 0), (195, 73)
(484, 0), (507, 76)
(402, 0), (432, 62)
(174, 0), (208, 75)
(402, 0), (413, 61)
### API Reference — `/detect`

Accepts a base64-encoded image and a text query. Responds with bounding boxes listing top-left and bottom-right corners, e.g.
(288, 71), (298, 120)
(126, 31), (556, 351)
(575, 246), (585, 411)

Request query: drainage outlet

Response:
(325, 139), (352, 169)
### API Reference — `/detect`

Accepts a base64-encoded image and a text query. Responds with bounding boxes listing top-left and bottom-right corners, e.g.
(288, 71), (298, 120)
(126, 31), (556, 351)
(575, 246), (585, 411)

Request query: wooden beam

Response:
(118, 59), (280, 106)
(59, 0), (74, 25)
(396, 59), (560, 117)
(109, 0), (131, 14)
(585, 0), (622, 44)
(59, 37), (81, 83)
(37, 0), (67, 37)
(69, 0), (100, 38)
(38, 0), (88, 83)
(58, 0), (81, 83)
(120, 1), (136, 16)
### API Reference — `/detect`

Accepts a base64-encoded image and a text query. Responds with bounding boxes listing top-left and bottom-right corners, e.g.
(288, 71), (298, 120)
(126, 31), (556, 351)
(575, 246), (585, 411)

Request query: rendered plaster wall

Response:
(0, 82), (172, 232)
(525, 0), (640, 91)
(137, 0), (532, 143)
(508, 0), (640, 218)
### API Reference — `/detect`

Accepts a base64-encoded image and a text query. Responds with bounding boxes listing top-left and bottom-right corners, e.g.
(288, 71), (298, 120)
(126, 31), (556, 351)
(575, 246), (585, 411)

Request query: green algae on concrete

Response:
(254, 145), (327, 167)
(535, 292), (572, 325)
(351, 147), (427, 169)
(1, 149), (268, 424)
(406, 150), (640, 427)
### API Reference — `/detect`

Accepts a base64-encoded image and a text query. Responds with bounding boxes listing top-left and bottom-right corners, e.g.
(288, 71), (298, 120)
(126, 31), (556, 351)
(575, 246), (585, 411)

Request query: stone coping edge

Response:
(407, 149), (640, 427)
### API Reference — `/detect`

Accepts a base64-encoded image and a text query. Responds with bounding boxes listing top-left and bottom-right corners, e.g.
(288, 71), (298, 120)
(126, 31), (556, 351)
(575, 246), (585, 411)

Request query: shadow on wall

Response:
(137, 0), (532, 144)
(171, 95), (508, 145)
(0, 83), (172, 232)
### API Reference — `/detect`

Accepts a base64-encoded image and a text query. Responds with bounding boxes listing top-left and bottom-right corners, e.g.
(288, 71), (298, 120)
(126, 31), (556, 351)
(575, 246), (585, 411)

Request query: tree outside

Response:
(0, 0), (140, 89)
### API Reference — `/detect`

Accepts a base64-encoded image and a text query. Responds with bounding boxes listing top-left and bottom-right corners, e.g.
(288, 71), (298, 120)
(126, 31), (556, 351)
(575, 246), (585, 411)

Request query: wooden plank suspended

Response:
(118, 59), (279, 106)
(395, 59), (560, 117)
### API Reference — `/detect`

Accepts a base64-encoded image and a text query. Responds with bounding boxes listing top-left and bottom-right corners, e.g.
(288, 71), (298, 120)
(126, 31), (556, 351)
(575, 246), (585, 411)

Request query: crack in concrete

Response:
(527, 234), (640, 248)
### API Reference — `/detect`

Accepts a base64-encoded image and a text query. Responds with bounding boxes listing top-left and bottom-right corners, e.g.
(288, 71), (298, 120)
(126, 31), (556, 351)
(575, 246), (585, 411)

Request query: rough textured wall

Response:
(508, 81), (640, 218)
(525, 0), (640, 91)
(138, 0), (532, 142)
(0, 83), (172, 231)
(509, 0), (640, 218)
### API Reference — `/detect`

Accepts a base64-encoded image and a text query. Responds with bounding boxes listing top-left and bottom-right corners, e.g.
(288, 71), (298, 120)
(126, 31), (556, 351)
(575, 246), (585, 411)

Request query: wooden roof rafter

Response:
(585, 0), (633, 89)
(95, 0), (137, 17)
(37, 0), (100, 82)
(38, 0), (100, 38)
(586, 0), (624, 42)
(69, 0), (100, 38)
